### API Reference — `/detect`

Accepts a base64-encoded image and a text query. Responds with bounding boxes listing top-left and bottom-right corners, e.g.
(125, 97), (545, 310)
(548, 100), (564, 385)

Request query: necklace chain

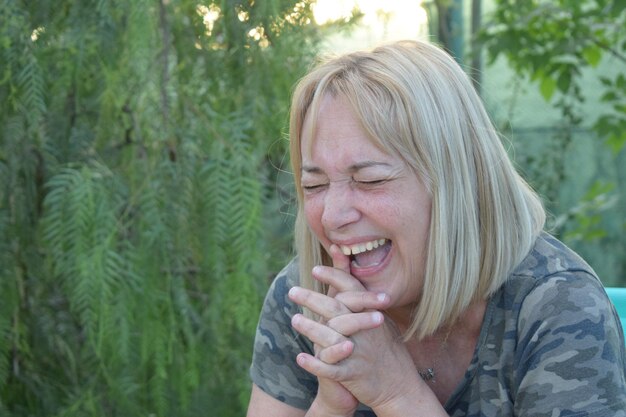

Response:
(416, 330), (451, 383)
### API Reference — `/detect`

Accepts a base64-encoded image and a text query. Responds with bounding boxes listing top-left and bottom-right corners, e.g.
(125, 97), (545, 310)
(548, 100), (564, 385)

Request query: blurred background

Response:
(0, 0), (624, 415)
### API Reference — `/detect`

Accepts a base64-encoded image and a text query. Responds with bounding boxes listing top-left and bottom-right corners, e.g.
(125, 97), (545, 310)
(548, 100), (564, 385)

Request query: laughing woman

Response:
(246, 40), (626, 416)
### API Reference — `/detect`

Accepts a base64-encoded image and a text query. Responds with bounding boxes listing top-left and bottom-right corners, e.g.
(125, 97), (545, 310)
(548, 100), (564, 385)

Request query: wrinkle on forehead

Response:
(301, 160), (393, 174)
(300, 94), (391, 168)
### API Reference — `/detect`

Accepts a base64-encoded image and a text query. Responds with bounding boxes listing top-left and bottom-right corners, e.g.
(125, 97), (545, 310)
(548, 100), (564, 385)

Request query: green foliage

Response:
(596, 73), (626, 153)
(480, 0), (626, 150)
(0, 0), (326, 415)
(478, 0), (626, 284)
(553, 180), (619, 242)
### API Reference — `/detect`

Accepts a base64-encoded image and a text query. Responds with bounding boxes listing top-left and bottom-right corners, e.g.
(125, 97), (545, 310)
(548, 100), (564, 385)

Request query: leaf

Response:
(606, 131), (626, 154)
(601, 91), (618, 102)
(582, 46), (602, 67)
(584, 180), (615, 201)
(557, 70), (571, 93)
(599, 76), (612, 87)
(539, 75), (557, 101)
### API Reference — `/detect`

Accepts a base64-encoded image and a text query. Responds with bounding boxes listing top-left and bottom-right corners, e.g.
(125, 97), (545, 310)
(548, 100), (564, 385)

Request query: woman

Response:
(246, 40), (626, 416)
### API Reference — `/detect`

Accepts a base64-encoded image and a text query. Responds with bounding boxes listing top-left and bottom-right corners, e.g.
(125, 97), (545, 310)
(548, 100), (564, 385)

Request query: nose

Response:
(321, 182), (361, 231)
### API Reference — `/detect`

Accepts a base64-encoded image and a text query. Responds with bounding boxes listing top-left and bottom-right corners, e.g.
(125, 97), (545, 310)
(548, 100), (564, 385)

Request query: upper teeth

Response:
(340, 239), (387, 256)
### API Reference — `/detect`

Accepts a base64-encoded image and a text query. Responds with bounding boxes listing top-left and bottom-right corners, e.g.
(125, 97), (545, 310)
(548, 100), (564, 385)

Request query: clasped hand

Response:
(288, 245), (420, 415)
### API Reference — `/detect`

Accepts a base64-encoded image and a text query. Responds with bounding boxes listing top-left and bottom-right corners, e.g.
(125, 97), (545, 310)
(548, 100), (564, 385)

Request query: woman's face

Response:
(300, 94), (432, 311)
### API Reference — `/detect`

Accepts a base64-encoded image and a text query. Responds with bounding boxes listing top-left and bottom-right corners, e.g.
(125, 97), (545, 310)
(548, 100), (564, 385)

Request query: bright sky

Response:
(312, 0), (429, 52)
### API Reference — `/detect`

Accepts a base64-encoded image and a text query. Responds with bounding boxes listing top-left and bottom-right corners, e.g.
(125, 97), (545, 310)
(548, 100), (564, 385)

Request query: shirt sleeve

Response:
(249, 261), (318, 410)
(513, 270), (626, 416)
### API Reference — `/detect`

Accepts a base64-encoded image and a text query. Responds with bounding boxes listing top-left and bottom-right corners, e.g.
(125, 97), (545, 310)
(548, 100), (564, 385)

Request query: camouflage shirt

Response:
(250, 234), (626, 416)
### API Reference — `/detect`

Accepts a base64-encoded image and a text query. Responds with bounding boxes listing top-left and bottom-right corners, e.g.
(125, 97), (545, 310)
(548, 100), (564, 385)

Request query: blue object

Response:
(606, 287), (626, 337)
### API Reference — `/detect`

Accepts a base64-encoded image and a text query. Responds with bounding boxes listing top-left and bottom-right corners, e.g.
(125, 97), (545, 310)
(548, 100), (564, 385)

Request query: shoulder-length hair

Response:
(289, 40), (545, 340)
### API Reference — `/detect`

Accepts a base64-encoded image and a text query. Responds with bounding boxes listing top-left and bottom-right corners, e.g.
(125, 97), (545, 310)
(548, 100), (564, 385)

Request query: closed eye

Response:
(302, 183), (327, 193)
(354, 179), (388, 188)
(357, 179), (386, 184)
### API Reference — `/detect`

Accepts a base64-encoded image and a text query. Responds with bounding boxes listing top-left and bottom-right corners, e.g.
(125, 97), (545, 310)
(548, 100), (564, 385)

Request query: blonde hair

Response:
(289, 40), (545, 340)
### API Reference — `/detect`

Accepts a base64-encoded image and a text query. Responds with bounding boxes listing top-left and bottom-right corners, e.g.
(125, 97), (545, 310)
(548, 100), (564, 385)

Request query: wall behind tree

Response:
(476, 0), (626, 286)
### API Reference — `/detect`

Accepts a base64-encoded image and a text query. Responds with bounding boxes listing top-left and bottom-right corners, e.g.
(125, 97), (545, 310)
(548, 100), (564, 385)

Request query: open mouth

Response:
(339, 238), (392, 268)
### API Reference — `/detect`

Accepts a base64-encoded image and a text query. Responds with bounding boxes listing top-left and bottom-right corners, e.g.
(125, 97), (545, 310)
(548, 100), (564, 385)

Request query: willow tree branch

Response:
(159, 0), (177, 161)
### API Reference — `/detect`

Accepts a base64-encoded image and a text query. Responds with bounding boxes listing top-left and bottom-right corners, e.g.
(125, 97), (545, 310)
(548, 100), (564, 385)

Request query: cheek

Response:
(303, 198), (325, 237)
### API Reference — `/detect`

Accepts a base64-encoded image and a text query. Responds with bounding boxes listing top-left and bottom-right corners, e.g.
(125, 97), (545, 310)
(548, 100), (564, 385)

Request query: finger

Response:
(296, 352), (347, 381)
(334, 291), (390, 313)
(326, 311), (384, 336)
(329, 244), (350, 274)
(291, 313), (346, 348)
(315, 245), (363, 297)
(289, 286), (350, 320)
(317, 340), (354, 364)
(326, 244), (354, 299)
(313, 265), (364, 293)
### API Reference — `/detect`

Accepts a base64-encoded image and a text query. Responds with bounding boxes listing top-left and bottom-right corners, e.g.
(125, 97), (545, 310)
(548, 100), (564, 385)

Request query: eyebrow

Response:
(301, 161), (393, 174)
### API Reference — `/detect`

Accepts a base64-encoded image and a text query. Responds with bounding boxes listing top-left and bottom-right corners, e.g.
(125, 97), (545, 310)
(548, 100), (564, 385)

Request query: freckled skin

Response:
(300, 94), (432, 321)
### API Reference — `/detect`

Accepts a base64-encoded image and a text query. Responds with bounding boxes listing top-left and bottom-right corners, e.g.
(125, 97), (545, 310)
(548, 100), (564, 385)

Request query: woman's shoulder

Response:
(268, 258), (300, 294)
(502, 232), (603, 304)
(511, 232), (598, 281)
(478, 235), (626, 416)
(259, 258), (302, 322)
(251, 257), (317, 410)
(494, 234), (624, 362)
(491, 232), (622, 356)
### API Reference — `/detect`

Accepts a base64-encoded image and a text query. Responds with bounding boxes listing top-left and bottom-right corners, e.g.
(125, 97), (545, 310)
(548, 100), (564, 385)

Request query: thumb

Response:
(329, 243), (351, 274)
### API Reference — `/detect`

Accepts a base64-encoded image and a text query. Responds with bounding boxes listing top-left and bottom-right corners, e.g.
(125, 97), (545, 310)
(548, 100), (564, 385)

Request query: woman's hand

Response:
(297, 311), (425, 413)
(290, 245), (440, 415)
(289, 245), (389, 416)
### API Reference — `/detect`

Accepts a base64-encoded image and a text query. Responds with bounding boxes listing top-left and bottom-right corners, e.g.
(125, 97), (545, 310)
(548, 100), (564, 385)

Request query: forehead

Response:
(300, 94), (393, 167)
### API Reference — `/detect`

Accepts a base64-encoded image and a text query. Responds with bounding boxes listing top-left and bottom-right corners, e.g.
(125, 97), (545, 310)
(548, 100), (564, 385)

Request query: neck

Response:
(383, 304), (417, 334)
(385, 299), (487, 342)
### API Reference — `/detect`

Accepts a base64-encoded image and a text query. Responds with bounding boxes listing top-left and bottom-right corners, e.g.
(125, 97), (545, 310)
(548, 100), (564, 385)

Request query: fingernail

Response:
(377, 293), (388, 302)
(312, 266), (322, 275)
(289, 287), (300, 298)
(296, 353), (306, 366)
(372, 312), (383, 324)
